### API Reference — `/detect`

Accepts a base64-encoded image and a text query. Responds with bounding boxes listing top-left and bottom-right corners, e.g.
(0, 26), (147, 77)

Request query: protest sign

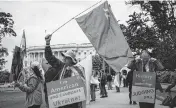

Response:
(132, 71), (156, 103)
(46, 76), (86, 108)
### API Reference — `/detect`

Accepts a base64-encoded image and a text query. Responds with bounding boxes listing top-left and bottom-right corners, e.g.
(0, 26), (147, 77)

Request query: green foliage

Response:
(122, 1), (176, 70)
(0, 12), (16, 70)
(92, 54), (103, 71)
(92, 55), (115, 75)
(157, 71), (175, 83)
(0, 12), (16, 37)
(0, 70), (10, 83)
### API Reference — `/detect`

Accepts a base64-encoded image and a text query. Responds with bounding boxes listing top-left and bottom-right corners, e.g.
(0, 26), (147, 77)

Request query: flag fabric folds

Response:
(11, 46), (23, 81)
(76, 1), (133, 72)
(11, 30), (27, 81)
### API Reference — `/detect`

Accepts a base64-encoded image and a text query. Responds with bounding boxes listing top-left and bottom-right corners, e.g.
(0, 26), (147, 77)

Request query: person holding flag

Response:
(44, 34), (86, 108)
(14, 61), (44, 108)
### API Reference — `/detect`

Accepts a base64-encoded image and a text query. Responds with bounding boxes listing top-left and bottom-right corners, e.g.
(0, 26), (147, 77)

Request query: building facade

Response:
(24, 43), (96, 67)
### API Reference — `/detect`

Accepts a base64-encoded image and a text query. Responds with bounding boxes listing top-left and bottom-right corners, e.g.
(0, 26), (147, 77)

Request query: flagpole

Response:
(51, 0), (103, 35)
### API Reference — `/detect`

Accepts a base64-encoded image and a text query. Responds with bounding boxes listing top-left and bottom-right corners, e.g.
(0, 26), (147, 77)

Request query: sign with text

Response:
(46, 76), (86, 108)
(132, 71), (156, 103)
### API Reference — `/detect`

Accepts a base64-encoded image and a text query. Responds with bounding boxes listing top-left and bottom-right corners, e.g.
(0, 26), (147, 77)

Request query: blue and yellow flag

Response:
(76, 1), (133, 72)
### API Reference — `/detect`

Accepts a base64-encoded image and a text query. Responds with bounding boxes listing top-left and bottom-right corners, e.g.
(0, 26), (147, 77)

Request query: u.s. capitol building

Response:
(24, 43), (96, 67)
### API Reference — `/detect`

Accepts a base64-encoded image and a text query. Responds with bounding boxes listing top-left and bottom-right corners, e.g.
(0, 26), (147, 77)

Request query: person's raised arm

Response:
(45, 34), (63, 67)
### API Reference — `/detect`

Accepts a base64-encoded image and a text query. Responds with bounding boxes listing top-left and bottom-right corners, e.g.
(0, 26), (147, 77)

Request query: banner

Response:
(132, 71), (156, 103)
(46, 76), (86, 108)
(78, 55), (92, 104)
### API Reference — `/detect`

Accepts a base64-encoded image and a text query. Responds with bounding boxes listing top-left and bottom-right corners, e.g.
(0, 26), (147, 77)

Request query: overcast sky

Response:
(0, 0), (140, 70)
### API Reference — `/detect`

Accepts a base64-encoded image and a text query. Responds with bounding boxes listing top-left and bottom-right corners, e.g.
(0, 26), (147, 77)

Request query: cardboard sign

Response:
(132, 71), (156, 103)
(46, 76), (86, 108)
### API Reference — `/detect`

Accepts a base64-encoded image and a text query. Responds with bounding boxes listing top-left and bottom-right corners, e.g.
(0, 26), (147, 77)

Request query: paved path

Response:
(87, 87), (167, 108)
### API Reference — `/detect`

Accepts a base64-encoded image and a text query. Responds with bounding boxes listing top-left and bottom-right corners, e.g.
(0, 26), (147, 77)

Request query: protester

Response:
(107, 73), (113, 90)
(127, 50), (164, 108)
(90, 70), (99, 102)
(100, 71), (108, 98)
(14, 61), (44, 108)
(126, 70), (137, 105)
(122, 70), (128, 87)
(44, 34), (85, 108)
(114, 72), (122, 92)
(98, 72), (102, 96)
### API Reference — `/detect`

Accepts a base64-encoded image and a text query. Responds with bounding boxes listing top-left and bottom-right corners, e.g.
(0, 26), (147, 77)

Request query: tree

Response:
(123, 1), (176, 70)
(0, 70), (10, 83)
(92, 54), (103, 71)
(0, 12), (16, 70)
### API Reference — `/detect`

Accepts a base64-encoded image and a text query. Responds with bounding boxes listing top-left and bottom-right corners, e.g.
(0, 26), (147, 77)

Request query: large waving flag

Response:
(76, 1), (133, 72)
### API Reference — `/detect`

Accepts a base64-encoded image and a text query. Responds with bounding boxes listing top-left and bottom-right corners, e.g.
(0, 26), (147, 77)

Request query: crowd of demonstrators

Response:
(14, 61), (44, 108)
(127, 50), (164, 108)
(107, 73), (113, 90)
(13, 34), (169, 108)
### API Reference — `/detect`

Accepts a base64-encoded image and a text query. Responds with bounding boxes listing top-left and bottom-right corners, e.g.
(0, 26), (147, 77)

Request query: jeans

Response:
(90, 84), (96, 100)
(123, 78), (128, 87)
(107, 81), (112, 90)
(129, 85), (132, 101)
(101, 84), (107, 96)
(115, 86), (120, 92)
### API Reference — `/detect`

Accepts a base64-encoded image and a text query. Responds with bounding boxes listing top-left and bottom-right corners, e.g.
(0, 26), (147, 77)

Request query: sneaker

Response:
(90, 100), (95, 102)
(129, 101), (132, 105)
(100, 96), (105, 98)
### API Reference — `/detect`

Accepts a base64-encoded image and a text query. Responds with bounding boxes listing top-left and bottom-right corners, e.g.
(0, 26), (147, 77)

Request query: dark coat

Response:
(44, 46), (83, 108)
(44, 46), (65, 82)
(127, 58), (164, 91)
(126, 71), (133, 86)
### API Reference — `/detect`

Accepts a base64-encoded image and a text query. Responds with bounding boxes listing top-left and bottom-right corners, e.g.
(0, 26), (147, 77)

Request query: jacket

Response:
(44, 46), (85, 108)
(18, 76), (43, 108)
(127, 58), (164, 91)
